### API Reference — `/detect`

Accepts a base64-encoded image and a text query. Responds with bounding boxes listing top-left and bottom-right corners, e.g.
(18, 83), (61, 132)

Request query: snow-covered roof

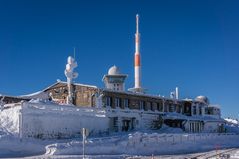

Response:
(164, 112), (224, 122)
(0, 81), (98, 101)
(225, 118), (239, 125)
(17, 91), (49, 100)
(103, 89), (185, 102)
(42, 80), (98, 92)
(0, 94), (29, 100)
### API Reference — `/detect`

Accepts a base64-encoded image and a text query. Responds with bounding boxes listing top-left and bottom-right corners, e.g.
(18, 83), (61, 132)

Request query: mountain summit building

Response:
(0, 15), (225, 138)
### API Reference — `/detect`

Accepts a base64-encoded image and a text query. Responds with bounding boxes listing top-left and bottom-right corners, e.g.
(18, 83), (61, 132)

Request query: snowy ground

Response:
(0, 101), (239, 158)
(9, 148), (239, 159)
(1, 131), (239, 158)
(1, 117), (239, 158)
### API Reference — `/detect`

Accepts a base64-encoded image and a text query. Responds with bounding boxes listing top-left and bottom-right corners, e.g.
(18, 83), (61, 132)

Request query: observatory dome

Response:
(195, 96), (210, 104)
(108, 65), (120, 75)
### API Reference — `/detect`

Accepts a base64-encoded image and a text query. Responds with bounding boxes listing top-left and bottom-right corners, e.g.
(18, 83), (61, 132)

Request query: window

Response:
(152, 102), (157, 111)
(115, 98), (121, 108)
(176, 105), (182, 113)
(139, 101), (145, 110)
(193, 106), (197, 115)
(123, 99), (129, 108)
(148, 102), (153, 111)
(157, 101), (163, 112)
(106, 96), (112, 107)
(169, 104), (175, 112)
(199, 106), (202, 115)
(144, 102), (152, 110)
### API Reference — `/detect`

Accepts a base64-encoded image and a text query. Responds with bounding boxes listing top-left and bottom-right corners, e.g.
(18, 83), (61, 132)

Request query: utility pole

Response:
(82, 129), (85, 159)
(81, 128), (89, 159)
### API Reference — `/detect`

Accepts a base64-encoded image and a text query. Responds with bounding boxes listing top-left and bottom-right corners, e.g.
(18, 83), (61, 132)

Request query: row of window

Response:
(105, 96), (164, 112)
(205, 107), (220, 115)
(106, 97), (129, 108)
(192, 106), (203, 115)
(104, 96), (218, 116)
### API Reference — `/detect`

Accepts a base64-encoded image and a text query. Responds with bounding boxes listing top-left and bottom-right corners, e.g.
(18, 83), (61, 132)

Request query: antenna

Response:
(73, 47), (76, 59)
(136, 14), (139, 34)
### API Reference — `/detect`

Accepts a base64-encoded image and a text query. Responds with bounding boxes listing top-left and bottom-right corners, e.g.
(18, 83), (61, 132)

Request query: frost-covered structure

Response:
(0, 78), (225, 139)
(0, 101), (108, 138)
(0, 14), (226, 139)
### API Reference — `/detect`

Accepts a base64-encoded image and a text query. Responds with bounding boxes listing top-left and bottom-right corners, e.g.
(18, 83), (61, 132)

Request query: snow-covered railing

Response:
(85, 132), (239, 145)
(139, 133), (239, 144)
(45, 132), (239, 156)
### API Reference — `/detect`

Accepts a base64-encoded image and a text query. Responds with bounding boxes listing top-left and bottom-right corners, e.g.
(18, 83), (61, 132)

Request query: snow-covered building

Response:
(0, 14), (226, 139)
(0, 71), (225, 139)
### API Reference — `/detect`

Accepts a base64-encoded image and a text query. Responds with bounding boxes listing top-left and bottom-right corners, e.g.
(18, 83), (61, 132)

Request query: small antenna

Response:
(136, 14), (139, 34)
(73, 47), (76, 59)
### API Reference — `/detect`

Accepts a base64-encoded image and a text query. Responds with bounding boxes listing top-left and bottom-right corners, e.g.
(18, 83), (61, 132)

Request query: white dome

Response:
(195, 96), (210, 104)
(108, 65), (120, 75)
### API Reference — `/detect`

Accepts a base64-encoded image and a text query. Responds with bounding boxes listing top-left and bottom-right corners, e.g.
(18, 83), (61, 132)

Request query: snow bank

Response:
(224, 118), (239, 134)
(0, 135), (46, 158)
(45, 132), (239, 156)
(225, 118), (239, 125)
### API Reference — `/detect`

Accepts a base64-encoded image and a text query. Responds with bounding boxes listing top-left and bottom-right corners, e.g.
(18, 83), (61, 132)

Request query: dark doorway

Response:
(122, 120), (130, 131)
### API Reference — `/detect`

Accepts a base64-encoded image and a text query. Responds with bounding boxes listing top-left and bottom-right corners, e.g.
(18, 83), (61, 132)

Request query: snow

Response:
(18, 91), (49, 100)
(0, 100), (109, 139)
(0, 104), (21, 136)
(1, 100), (239, 158)
(157, 124), (184, 133)
(225, 118), (239, 134)
(23, 102), (109, 139)
(231, 150), (239, 158)
(1, 130), (239, 158)
(44, 132), (239, 156)
(225, 118), (239, 125)
(0, 135), (46, 158)
(43, 81), (98, 92)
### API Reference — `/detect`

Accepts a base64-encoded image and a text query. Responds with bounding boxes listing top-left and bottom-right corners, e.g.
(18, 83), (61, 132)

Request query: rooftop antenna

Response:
(128, 14), (146, 93)
(73, 47), (76, 59)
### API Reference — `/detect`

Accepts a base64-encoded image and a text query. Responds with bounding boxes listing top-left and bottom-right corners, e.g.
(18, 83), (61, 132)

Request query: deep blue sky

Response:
(0, 0), (238, 118)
